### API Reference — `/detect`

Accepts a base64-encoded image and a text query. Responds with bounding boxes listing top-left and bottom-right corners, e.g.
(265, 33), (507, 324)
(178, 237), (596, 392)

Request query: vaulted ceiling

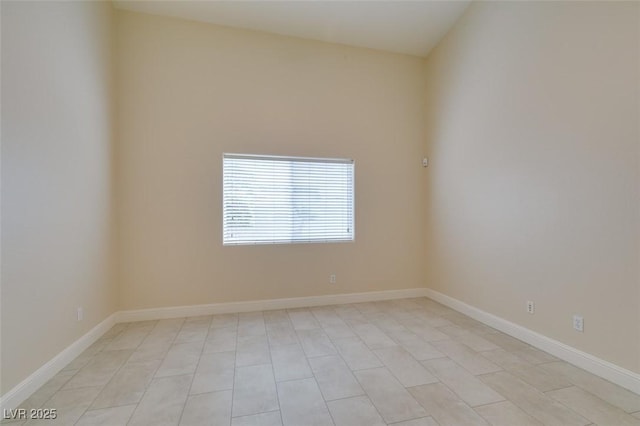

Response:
(114, 1), (471, 57)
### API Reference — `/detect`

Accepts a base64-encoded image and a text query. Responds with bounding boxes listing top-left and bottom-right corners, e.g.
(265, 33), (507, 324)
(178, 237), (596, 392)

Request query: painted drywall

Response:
(115, 11), (427, 310)
(1, 1), (116, 393)
(423, 1), (640, 372)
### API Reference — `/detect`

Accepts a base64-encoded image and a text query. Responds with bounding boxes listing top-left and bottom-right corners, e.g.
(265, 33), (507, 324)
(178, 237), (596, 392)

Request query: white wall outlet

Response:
(526, 301), (535, 314)
(329, 274), (336, 284)
(573, 315), (584, 332)
(422, 157), (429, 167)
(77, 307), (84, 321)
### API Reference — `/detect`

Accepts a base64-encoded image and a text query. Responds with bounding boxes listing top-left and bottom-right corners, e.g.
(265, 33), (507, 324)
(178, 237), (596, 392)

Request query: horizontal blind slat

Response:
(223, 153), (354, 245)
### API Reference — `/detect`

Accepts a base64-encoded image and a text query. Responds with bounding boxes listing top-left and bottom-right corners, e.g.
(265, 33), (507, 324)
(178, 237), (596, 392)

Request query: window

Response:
(223, 153), (354, 245)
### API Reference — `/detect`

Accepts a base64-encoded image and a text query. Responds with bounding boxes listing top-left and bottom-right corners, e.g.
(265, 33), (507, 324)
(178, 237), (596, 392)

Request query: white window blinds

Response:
(223, 154), (354, 245)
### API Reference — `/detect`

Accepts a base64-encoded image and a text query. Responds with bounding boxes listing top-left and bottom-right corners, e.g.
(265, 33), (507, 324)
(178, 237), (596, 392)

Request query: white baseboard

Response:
(116, 288), (426, 323)
(0, 312), (118, 412)
(5, 286), (637, 412)
(424, 288), (640, 395)
(1, 288), (421, 410)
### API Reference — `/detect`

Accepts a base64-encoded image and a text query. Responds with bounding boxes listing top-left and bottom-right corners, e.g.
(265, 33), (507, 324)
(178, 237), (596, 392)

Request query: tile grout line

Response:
(176, 315), (213, 426)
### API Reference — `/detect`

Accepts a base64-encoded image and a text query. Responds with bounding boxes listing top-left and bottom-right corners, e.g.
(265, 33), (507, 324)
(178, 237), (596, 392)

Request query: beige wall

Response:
(3, 0), (638, 398)
(423, 1), (640, 373)
(1, 1), (117, 393)
(115, 11), (427, 310)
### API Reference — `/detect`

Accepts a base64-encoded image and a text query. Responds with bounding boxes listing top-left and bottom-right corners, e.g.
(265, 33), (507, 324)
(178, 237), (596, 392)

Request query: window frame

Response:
(222, 153), (355, 246)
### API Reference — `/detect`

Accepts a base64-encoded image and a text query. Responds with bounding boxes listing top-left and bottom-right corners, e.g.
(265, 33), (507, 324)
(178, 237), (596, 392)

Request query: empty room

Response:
(1, 0), (639, 425)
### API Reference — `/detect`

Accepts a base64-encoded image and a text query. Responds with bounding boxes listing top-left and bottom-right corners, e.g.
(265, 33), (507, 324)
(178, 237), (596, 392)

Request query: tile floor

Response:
(4, 297), (640, 425)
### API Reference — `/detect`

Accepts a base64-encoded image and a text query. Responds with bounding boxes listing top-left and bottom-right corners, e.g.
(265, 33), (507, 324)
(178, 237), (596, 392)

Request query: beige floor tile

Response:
(311, 307), (346, 328)
(442, 313), (486, 330)
(423, 358), (504, 407)
(480, 332), (530, 352)
(263, 309), (290, 325)
(129, 320), (160, 329)
(174, 320), (210, 344)
(287, 309), (320, 330)
(238, 312), (266, 337)
(480, 371), (590, 426)
(232, 364), (279, 417)
(62, 351), (96, 372)
(179, 390), (232, 426)
(546, 386), (640, 426)
(266, 322), (299, 347)
(190, 351), (235, 394)
(417, 314), (456, 329)
(101, 323), (128, 340)
(409, 382), (489, 426)
(232, 411), (283, 426)
(473, 400), (542, 426)
(389, 298), (423, 311)
(370, 316), (406, 335)
(401, 318), (451, 342)
(138, 319), (183, 344)
(236, 335), (271, 367)
(184, 315), (212, 324)
(542, 361), (640, 413)
(334, 305), (367, 322)
(17, 299), (639, 426)
(350, 323), (397, 349)
(128, 374), (192, 426)
(354, 367), (426, 424)
(63, 350), (132, 389)
(75, 405), (136, 426)
(432, 340), (501, 375)
(297, 329), (337, 357)
(390, 417), (439, 426)
(438, 326), (500, 352)
(277, 378), (333, 426)
(105, 324), (154, 351)
(308, 355), (364, 401)
(388, 329), (444, 361)
(352, 302), (381, 315)
(25, 386), (103, 426)
(203, 326), (237, 353)
(92, 358), (161, 409)
(17, 370), (76, 411)
(155, 341), (204, 378)
(332, 337), (382, 371)
(322, 324), (357, 339)
(481, 349), (571, 392)
(270, 344), (313, 382)
(128, 337), (174, 363)
(210, 313), (238, 329)
(152, 318), (186, 332)
(373, 346), (438, 387)
(513, 346), (558, 364)
(327, 395), (385, 426)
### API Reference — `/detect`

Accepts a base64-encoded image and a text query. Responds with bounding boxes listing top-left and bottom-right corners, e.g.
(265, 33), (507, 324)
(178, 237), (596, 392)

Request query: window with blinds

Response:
(223, 154), (354, 245)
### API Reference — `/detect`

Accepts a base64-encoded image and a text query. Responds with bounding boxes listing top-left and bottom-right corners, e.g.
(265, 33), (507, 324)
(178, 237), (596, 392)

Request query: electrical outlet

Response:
(329, 274), (336, 284)
(77, 307), (84, 321)
(573, 315), (584, 332)
(526, 301), (535, 314)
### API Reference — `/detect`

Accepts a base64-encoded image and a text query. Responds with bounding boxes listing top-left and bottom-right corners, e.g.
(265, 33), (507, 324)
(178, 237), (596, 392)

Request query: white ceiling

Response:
(113, 1), (471, 57)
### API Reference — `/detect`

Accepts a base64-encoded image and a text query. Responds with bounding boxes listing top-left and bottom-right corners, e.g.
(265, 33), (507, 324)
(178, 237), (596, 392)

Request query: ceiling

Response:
(113, 1), (471, 57)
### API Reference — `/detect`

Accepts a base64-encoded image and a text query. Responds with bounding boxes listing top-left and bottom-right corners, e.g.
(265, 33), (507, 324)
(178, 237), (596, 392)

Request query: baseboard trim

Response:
(116, 288), (426, 323)
(424, 288), (640, 394)
(0, 312), (118, 412)
(5, 286), (637, 411)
